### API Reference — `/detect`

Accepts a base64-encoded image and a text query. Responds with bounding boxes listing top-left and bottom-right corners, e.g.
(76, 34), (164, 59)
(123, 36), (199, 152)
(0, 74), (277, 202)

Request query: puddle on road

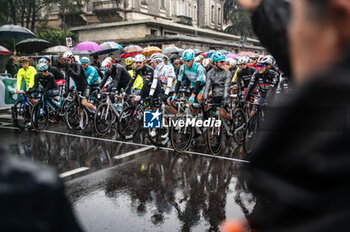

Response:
(66, 151), (255, 232)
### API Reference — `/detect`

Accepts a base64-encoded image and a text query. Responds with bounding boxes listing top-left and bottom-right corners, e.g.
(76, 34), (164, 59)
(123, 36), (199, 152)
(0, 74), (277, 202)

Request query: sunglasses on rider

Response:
(258, 64), (266, 68)
(218, 61), (225, 64)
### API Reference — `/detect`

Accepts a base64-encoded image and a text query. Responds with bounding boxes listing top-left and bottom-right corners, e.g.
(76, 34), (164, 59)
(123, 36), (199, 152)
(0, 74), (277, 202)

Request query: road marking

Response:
(113, 146), (154, 159)
(59, 167), (90, 178)
(0, 126), (250, 164)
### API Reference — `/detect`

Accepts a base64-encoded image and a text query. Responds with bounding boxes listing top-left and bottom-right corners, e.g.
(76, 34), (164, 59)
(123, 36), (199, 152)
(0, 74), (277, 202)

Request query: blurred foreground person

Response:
(0, 148), (83, 231)
(238, 0), (350, 231)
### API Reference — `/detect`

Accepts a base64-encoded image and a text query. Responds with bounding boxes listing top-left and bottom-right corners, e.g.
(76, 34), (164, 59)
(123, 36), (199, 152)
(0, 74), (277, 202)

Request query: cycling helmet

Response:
(237, 56), (249, 65)
(211, 52), (226, 63)
(250, 54), (259, 59)
(80, 56), (90, 64)
(259, 56), (273, 66)
(150, 53), (164, 63)
(134, 54), (146, 63)
(36, 63), (48, 72)
(182, 49), (195, 61)
(202, 58), (211, 68)
(19, 56), (29, 63)
(163, 55), (169, 61)
(101, 59), (113, 72)
(125, 57), (133, 66)
(226, 58), (237, 67)
(266, 55), (276, 65)
(63, 51), (74, 59)
(38, 58), (48, 65)
(194, 56), (201, 63)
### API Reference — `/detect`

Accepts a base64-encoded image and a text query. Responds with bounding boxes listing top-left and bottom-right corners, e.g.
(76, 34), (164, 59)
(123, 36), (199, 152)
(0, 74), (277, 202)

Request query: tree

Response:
(36, 27), (77, 46)
(223, 0), (254, 37)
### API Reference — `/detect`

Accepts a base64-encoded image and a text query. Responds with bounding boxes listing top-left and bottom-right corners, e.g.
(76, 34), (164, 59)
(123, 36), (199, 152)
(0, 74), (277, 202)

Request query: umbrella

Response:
(205, 50), (216, 58)
(142, 46), (162, 57)
(120, 51), (142, 59)
(194, 49), (203, 55)
(162, 46), (180, 55)
(45, 45), (72, 54)
(217, 49), (229, 55)
(90, 41), (123, 56)
(226, 53), (238, 59)
(0, 24), (35, 39)
(16, 38), (51, 54)
(122, 45), (143, 54)
(237, 51), (258, 57)
(177, 49), (184, 56)
(0, 45), (11, 55)
(73, 41), (103, 52)
(0, 24), (36, 52)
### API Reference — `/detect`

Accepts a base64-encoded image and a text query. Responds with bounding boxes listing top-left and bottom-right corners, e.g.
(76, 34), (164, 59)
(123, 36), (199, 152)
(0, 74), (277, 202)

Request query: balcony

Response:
(175, 15), (192, 26)
(92, 1), (123, 22)
(93, 1), (119, 11)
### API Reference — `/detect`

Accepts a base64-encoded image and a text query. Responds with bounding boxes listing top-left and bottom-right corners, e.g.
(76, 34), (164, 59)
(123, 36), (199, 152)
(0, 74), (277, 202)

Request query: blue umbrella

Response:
(205, 50), (216, 58)
(217, 49), (229, 55)
(91, 42), (123, 56)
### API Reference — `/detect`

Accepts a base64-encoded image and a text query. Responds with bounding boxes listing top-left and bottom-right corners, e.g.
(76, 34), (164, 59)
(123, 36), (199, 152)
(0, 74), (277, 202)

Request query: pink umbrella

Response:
(73, 41), (103, 52)
(226, 53), (237, 59)
(0, 45), (11, 55)
(237, 51), (257, 57)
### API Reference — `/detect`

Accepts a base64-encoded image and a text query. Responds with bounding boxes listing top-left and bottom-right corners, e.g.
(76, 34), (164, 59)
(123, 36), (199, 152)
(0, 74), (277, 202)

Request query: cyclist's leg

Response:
(81, 87), (95, 111)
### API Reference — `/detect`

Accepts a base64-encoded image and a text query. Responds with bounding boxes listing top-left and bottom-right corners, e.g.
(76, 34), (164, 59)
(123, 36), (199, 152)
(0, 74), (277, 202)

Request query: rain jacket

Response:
(150, 62), (176, 96)
(64, 61), (87, 93)
(99, 64), (131, 91)
(83, 65), (101, 86)
(29, 73), (58, 93)
(0, 148), (83, 232)
(203, 67), (231, 100)
(128, 70), (143, 90)
(16, 66), (37, 91)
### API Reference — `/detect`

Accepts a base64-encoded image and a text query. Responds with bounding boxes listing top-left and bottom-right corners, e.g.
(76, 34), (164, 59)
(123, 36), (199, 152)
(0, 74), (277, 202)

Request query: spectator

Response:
(28, 57), (35, 67)
(6, 56), (19, 78)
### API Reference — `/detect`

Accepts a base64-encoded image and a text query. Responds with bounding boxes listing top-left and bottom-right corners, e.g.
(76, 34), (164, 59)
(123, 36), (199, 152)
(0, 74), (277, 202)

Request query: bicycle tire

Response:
(65, 102), (89, 131)
(117, 106), (141, 139)
(31, 101), (49, 132)
(232, 108), (246, 145)
(170, 116), (193, 153)
(207, 118), (224, 155)
(12, 100), (30, 129)
(147, 127), (169, 147)
(94, 103), (113, 136)
(244, 114), (258, 155)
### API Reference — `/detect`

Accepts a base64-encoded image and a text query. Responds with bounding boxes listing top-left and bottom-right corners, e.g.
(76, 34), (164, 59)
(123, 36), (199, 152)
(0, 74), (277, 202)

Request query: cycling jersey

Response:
(83, 66), (101, 86)
(64, 61), (88, 93)
(204, 67), (232, 100)
(150, 62), (176, 96)
(128, 70), (143, 90)
(127, 65), (155, 98)
(244, 69), (279, 101)
(48, 65), (64, 81)
(178, 62), (206, 87)
(236, 66), (256, 92)
(16, 66), (37, 91)
(29, 73), (58, 93)
(99, 64), (131, 92)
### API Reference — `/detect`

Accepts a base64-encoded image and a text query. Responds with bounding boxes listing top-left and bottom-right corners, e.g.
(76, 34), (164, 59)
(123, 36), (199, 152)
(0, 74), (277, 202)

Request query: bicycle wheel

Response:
(244, 114), (258, 155)
(207, 117), (224, 155)
(117, 106), (141, 139)
(170, 115), (193, 153)
(94, 103), (113, 136)
(232, 108), (246, 145)
(31, 102), (49, 132)
(12, 100), (30, 129)
(65, 102), (89, 131)
(147, 125), (169, 147)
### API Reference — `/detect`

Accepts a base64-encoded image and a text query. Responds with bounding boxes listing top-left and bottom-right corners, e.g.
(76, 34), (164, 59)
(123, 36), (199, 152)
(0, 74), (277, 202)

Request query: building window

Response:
(218, 7), (221, 24)
(141, 0), (147, 6)
(188, 3), (191, 17)
(150, 29), (158, 36)
(170, 0), (173, 16)
(193, 5), (197, 21)
(211, 5), (214, 23)
(160, 0), (165, 9)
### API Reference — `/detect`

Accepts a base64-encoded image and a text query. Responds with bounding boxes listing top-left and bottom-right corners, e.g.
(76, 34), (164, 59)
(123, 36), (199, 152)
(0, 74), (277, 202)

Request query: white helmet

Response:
(228, 58), (237, 67)
(150, 53), (164, 63)
(134, 54), (146, 63)
(101, 59), (113, 72)
(202, 58), (211, 68)
(38, 58), (48, 65)
(63, 51), (74, 59)
(194, 56), (201, 63)
(237, 56), (250, 65)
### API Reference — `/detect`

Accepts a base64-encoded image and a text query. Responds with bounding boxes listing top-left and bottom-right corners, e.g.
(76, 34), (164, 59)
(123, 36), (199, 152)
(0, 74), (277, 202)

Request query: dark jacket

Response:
(91, 61), (103, 78)
(99, 64), (131, 91)
(6, 58), (18, 78)
(64, 61), (87, 92)
(0, 149), (82, 232)
(49, 65), (64, 81)
(29, 73), (58, 93)
(252, 0), (291, 77)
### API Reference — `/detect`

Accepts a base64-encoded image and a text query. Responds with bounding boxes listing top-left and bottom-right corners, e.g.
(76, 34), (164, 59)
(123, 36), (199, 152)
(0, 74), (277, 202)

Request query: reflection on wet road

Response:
(0, 125), (255, 231)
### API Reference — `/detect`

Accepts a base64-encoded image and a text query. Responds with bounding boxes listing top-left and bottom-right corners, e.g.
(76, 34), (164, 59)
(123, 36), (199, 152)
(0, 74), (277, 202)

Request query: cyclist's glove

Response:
(188, 96), (195, 104)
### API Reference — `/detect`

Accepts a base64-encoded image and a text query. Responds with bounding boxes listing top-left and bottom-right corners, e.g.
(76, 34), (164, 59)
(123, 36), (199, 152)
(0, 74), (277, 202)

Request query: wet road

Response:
(0, 114), (255, 232)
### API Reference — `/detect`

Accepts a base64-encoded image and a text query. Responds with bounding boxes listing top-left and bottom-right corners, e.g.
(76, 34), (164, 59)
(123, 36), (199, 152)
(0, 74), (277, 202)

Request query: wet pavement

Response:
(0, 111), (255, 232)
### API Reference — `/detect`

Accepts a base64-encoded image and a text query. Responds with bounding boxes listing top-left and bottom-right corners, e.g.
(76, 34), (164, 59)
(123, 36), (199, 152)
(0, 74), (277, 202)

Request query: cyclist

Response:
(126, 54), (154, 99)
(98, 58), (131, 94)
(203, 52), (232, 120)
(124, 57), (133, 71)
(171, 49), (206, 113)
(243, 56), (279, 117)
(28, 63), (60, 121)
(234, 56), (256, 96)
(16, 56), (37, 95)
(149, 53), (176, 103)
(248, 54), (259, 70)
(163, 55), (175, 70)
(38, 57), (64, 82)
(227, 58), (238, 76)
(62, 51), (96, 115)
(127, 60), (143, 95)
(80, 57), (101, 92)
(202, 58), (212, 73)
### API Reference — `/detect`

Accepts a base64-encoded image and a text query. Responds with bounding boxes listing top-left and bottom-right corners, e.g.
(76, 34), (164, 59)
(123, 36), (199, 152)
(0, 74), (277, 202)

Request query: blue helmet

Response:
(80, 56), (90, 64)
(36, 63), (48, 72)
(211, 52), (226, 63)
(182, 49), (195, 61)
